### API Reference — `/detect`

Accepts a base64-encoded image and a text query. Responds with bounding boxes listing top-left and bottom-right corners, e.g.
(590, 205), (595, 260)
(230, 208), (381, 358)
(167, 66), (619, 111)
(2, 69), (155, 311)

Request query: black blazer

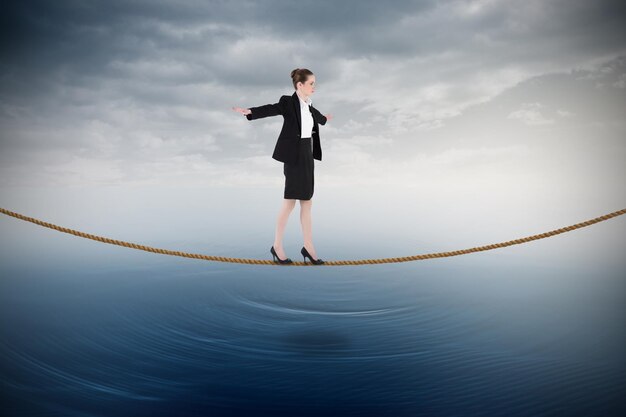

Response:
(246, 91), (327, 164)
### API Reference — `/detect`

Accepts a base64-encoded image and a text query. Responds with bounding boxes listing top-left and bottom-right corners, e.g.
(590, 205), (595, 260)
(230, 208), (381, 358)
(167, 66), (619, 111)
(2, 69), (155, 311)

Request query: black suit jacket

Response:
(246, 91), (327, 164)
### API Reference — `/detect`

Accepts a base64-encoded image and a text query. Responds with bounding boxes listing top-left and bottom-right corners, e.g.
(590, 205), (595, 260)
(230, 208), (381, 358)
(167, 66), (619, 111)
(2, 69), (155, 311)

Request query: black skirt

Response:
(283, 137), (314, 200)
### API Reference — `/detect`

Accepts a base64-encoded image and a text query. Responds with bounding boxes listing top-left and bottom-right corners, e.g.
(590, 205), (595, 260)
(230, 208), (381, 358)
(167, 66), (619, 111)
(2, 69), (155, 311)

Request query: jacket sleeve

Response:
(310, 106), (327, 125)
(246, 96), (286, 120)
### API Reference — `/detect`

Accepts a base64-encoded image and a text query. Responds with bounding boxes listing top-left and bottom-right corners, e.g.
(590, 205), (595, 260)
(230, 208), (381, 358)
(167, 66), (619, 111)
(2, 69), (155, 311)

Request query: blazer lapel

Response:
(292, 92), (301, 135)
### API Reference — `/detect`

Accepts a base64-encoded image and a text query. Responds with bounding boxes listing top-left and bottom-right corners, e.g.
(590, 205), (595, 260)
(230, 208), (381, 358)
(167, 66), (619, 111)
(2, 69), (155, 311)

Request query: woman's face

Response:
(299, 75), (316, 95)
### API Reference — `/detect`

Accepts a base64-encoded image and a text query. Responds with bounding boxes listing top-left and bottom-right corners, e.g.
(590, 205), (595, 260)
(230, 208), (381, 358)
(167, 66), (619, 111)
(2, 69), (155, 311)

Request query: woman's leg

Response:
(273, 198), (296, 259)
(300, 199), (318, 259)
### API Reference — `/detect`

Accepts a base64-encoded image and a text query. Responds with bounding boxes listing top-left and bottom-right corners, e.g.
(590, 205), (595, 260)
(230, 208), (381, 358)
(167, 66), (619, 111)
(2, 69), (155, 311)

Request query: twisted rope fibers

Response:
(1, 207), (624, 266)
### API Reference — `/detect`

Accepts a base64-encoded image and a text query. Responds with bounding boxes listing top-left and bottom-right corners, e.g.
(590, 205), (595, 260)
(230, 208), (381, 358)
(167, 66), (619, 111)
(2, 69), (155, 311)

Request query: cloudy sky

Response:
(1, 0), (625, 260)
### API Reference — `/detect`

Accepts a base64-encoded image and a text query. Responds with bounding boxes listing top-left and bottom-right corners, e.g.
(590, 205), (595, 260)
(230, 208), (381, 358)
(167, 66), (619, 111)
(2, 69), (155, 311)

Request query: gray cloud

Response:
(1, 0), (625, 200)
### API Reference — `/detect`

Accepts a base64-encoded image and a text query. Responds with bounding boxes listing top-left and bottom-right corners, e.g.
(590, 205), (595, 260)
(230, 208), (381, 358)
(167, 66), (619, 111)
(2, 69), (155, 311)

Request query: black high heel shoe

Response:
(270, 246), (293, 264)
(301, 246), (325, 265)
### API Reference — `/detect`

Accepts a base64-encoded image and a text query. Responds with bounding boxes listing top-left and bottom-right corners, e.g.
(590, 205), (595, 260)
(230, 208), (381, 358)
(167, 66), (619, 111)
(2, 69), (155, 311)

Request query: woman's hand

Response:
(232, 106), (251, 116)
(325, 113), (333, 122)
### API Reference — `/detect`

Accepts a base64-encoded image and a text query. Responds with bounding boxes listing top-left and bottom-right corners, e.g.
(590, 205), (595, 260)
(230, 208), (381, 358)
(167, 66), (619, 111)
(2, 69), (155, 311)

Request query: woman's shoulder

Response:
(278, 94), (293, 110)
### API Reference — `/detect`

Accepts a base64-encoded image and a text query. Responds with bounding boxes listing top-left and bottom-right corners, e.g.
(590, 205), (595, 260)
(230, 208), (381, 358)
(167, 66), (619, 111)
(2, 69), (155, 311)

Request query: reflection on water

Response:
(1, 254), (624, 416)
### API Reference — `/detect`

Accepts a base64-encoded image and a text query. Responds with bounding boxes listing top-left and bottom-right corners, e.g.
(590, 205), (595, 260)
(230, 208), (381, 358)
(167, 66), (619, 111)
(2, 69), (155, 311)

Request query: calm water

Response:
(1, 246), (624, 416)
(1, 186), (625, 416)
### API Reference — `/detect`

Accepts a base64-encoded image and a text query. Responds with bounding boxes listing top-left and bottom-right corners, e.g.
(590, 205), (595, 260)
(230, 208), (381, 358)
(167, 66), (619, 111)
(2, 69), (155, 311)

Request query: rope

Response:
(1, 206), (624, 266)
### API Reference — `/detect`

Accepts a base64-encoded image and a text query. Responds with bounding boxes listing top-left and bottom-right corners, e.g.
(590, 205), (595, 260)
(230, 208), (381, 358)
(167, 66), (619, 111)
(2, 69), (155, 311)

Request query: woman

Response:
(232, 68), (333, 265)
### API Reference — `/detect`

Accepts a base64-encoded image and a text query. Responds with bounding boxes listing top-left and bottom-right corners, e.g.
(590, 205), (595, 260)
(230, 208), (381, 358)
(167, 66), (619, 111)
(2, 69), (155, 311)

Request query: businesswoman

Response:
(232, 68), (333, 265)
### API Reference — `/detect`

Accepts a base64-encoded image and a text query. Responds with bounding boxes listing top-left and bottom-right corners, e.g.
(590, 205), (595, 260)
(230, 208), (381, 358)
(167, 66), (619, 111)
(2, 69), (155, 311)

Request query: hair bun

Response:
(290, 68), (314, 90)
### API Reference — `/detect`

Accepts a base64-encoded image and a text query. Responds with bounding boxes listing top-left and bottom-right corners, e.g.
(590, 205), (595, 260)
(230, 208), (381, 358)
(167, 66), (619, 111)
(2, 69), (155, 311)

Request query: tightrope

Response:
(1, 207), (624, 266)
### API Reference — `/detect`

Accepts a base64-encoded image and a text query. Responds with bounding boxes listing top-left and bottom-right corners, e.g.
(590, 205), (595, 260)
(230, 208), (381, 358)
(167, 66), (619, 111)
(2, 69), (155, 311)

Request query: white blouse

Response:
(296, 92), (314, 139)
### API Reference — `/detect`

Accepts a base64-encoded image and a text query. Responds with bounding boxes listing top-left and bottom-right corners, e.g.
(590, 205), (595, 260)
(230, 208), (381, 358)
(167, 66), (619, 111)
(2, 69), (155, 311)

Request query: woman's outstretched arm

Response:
(232, 97), (286, 120)
(310, 106), (333, 125)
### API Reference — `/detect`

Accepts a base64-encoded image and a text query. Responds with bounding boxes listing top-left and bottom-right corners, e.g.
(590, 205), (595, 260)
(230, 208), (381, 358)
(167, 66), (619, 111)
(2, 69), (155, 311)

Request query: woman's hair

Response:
(291, 68), (314, 90)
